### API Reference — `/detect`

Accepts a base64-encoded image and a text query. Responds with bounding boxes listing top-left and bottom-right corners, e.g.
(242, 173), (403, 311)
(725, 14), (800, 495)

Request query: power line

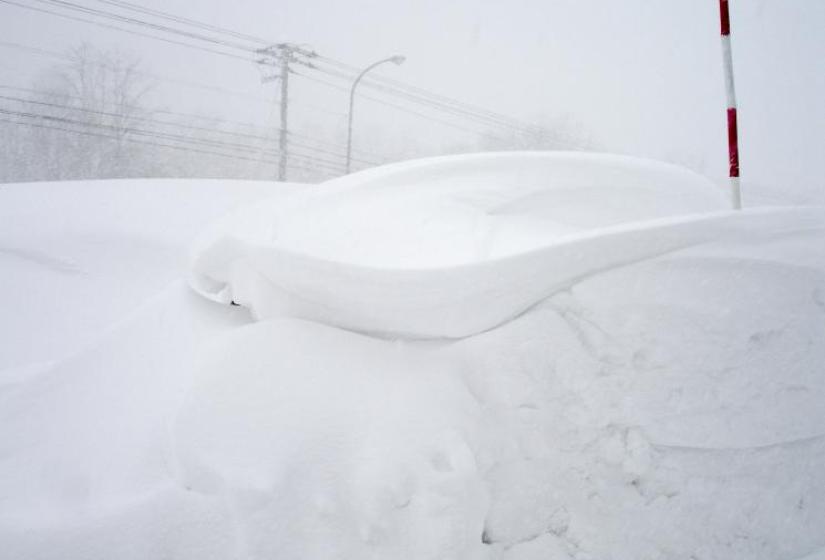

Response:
(1, 114), (343, 179)
(80, 0), (547, 137)
(296, 73), (509, 145)
(35, 0), (253, 51)
(286, 130), (391, 164)
(0, 82), (388, 161)
(1, 42), (261, 101)
(89, 0), (271, 46)
(0, 92), (380, 165)
(0, 44), (380, 161)
(0, 39), (345, 111)
(308, 59), (546, 137)
(2, 0), (547, 138)
(0, 0), (573, 165)
(293, 71), (507, 142)
(0, 115), (282, 165)
(0, 0), (255, 62)
(312, 54), (547, 134)
(0, 106), (349, 172)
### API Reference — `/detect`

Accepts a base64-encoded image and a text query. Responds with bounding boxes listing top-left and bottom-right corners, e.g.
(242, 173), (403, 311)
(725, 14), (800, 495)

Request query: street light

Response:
(346, 54), (406, 173)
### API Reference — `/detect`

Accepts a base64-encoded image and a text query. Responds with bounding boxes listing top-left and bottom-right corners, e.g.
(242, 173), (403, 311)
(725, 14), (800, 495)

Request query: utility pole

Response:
(256, 44), (316, 182)
(277, 50), (289, 181)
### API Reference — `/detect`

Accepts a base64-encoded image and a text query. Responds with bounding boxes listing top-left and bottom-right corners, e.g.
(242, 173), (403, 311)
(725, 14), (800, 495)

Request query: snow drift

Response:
(2, 155), (825, 559)
(190, 152), (824, 338)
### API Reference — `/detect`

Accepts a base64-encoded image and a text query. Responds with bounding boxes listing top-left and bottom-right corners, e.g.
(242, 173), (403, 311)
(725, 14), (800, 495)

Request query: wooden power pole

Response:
(256, 43), (313, 182)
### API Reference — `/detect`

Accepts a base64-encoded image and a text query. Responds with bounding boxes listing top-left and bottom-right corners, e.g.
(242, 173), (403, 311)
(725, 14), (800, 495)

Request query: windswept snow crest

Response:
(191, 151), (727, 270)
(189, 152), (824, 338)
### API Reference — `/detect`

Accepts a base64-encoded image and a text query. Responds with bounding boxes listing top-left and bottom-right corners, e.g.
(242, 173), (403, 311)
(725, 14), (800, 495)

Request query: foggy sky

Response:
(0, 0), (822, 201)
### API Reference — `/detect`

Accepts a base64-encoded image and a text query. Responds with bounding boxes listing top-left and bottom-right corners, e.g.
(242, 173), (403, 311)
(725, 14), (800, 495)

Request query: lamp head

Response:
(390, 55), (406, 65)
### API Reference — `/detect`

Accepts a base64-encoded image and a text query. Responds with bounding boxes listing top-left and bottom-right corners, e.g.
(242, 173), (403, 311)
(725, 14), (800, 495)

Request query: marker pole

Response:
(719, 0), (742, 208)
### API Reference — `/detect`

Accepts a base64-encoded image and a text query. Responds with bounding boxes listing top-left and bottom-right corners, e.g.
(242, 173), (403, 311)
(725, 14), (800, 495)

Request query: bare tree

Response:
(0, 43), (285, 183)
(42, 43), (155, 179)
(0, 44), (157, 182)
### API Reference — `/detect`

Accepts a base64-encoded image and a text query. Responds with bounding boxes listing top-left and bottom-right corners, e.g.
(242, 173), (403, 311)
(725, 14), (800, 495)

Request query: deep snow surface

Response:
(1, 154), (824, 559)
(0, 178), (298, 370)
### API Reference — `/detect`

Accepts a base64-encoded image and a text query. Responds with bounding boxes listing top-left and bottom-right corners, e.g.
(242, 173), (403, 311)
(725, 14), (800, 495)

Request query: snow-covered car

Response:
(2, 153), (824, 559)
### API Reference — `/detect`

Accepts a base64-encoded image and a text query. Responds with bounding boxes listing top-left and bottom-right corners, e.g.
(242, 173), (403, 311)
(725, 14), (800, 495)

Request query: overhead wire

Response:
(0, 40), (265, 100)
(0, 92), (380, 165)
(0, 41), (434, 159)
(0, 106), (349, 172)
(0, 0), (255, 62)
(0, 81), (387, 161)
(74, 0), (547, 137)
(307, 59), (546, 137)
(0, 0), (574, 171)
(1, 0), (545, 138)
(293, 71), (507, 142)
(33, 0), (254, 51)
(0, 116), (283, 165)
(311, 53), (547, 134)
(89, 0), (271, 46)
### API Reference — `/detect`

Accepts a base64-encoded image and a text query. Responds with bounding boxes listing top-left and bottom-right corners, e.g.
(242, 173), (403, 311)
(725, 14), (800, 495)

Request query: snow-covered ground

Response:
(1, 153), (824, 559)
(0, 179), (298, 371)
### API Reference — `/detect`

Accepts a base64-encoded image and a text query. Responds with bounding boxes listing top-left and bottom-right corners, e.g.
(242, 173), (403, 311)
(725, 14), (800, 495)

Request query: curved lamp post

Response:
(346, 54), (406, 173)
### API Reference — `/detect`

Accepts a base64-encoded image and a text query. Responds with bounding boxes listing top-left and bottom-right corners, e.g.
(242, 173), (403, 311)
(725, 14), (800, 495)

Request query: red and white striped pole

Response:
(719, 0), (742, 209)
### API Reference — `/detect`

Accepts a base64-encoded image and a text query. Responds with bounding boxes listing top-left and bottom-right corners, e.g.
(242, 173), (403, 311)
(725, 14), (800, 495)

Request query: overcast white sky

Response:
(0, 0), (822, 200)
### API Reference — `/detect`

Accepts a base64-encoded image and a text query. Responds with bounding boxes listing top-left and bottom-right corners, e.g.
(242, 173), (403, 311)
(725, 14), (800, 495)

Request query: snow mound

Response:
(7, 233), (824, 560)
(192, 151), (727, 270)
(3, 162), (825, 560)
(189, 152), (824, 338)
